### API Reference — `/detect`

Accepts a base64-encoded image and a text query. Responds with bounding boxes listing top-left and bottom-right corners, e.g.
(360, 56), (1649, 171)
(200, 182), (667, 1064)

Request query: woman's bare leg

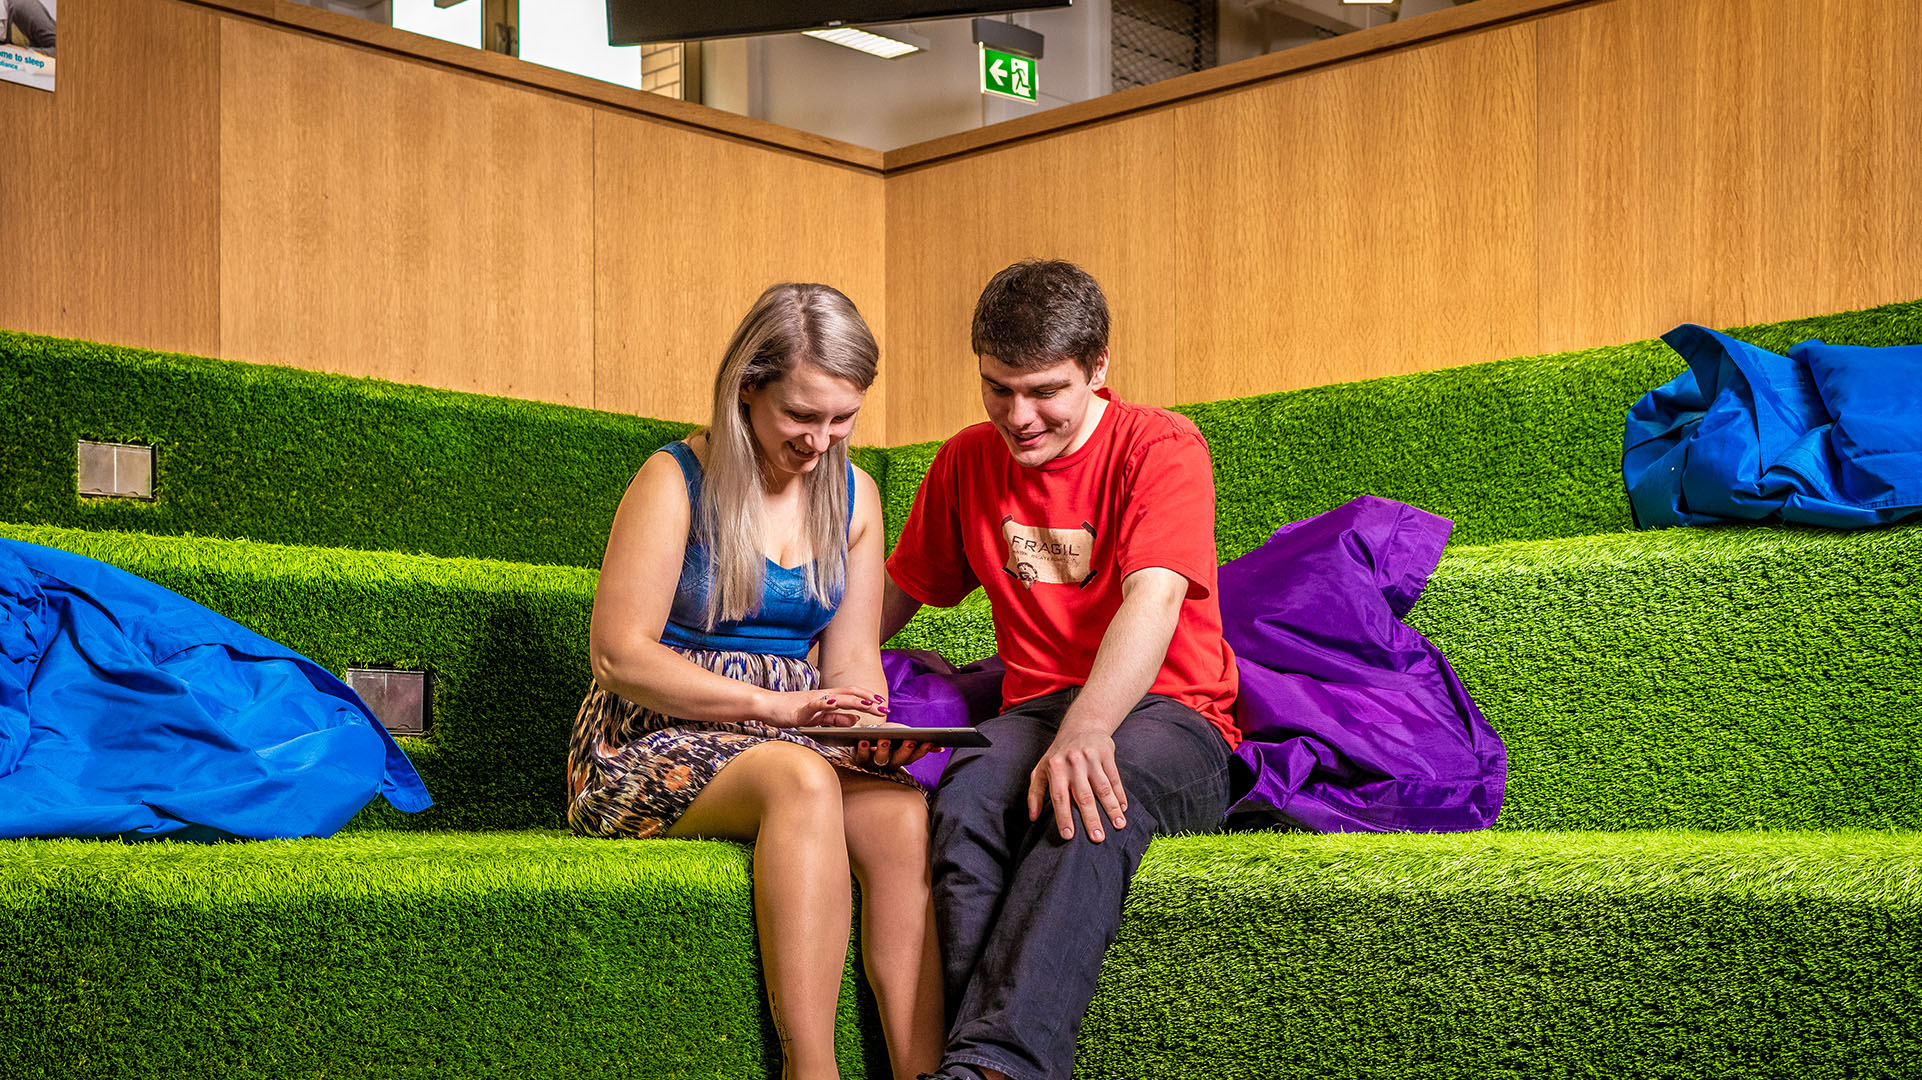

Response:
(839, 772), (945, 1079)
(669, 741), (853, 1080)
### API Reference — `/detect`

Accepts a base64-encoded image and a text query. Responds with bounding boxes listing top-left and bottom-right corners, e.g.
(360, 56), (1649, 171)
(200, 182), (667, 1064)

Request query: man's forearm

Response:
(1059, 567), (1187, 736)
(878, 576), (925, 644)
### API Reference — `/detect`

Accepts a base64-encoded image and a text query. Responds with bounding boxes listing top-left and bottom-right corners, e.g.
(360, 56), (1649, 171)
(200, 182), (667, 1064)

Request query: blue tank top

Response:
(656, 441), (853, 659)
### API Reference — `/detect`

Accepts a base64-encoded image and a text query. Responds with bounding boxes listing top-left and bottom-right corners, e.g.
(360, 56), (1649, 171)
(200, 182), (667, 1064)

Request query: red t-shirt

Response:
(888, 392), (1240, 747)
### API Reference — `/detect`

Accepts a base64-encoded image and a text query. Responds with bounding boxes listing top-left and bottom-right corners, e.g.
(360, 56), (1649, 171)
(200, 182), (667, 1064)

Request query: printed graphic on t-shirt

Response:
(1001, 517), (1098, 590)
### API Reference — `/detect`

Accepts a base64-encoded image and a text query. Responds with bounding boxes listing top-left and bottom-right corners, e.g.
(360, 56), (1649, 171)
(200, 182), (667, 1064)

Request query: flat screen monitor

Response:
(607, 1), (1071, 45)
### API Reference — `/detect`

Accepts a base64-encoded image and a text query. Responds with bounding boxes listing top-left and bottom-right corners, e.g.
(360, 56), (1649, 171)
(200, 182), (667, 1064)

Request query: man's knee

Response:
(1020, 796), (1157, 861)
(933, 743), (1028, 818)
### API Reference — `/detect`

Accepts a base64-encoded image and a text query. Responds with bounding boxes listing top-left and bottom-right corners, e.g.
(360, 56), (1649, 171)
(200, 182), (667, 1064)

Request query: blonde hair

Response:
(698, 283), (878, 628)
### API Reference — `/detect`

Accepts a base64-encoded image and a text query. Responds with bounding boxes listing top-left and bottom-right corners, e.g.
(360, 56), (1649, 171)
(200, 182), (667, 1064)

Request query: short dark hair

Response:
(970, 259), (1110, 372)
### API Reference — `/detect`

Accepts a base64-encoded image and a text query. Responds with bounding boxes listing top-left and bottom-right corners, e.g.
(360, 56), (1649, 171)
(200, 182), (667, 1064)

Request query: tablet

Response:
(791, 725), (991, 748)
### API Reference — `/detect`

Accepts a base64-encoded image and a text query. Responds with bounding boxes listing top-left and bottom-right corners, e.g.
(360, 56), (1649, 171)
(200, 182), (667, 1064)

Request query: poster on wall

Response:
(0, 0), (57, 92)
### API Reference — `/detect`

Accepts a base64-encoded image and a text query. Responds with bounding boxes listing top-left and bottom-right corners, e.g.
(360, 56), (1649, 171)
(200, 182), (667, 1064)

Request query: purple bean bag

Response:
(1218, 495), (1505, 832)
(878, 650), (1004, 789)
(883, 496), (1505, 833)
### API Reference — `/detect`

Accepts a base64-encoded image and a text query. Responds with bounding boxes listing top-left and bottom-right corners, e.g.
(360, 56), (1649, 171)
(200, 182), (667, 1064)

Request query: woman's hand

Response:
(764, 685), (889, 729)
(851, 735), (934, 771)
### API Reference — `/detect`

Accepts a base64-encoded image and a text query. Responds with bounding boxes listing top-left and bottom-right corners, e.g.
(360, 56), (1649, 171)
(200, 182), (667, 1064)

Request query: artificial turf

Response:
(4, 517), (1916, 834)
(0, 328), (690, 568)
(1414, 524), (1922, 830)
(0, 329), (888, 572)
(875, 297), (1922, 554)
(2, 829), (1916, 1079)
(1078, 829), (1922, 1080)
(0, 830), (885, 1080)
(12, 302), (1921, 565)
(888, 522), (1922, 831)
(7, 300), (1922, 1078)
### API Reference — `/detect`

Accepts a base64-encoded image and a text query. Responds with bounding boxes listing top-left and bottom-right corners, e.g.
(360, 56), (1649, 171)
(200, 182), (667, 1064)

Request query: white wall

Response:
(704, 0), (1467, 151)
(1218, 0), (1460, 66)
(706, 3), (1112, 152)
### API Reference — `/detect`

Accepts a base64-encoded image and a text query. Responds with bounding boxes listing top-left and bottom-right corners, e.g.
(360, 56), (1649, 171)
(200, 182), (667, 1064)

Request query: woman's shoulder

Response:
(639, 436), (704, 485)
(847, 457), (882, 535)
(626, 441), (698, 512)
(662, 433), (705, 471)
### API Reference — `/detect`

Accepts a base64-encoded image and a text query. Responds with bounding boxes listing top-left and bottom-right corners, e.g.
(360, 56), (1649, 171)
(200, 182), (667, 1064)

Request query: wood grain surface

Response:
(0, 0), (222, 357)
(592, 110), (889, 434)
(1174, 24), (1538, 406)
(1536, 0), (1922, 350)
(11, 0), (1922, 447)
(883, 115), (1179, 444)
(218, 19), (597, 404)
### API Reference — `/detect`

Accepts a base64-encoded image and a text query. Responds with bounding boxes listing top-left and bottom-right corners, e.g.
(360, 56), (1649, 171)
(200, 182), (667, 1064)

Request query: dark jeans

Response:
(931, 688), (1232, 1080)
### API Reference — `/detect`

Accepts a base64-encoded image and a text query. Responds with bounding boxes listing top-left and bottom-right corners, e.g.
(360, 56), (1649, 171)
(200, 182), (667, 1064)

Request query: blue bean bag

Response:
(0, 538), (430, 841)
(1624, 325), (1922, 528)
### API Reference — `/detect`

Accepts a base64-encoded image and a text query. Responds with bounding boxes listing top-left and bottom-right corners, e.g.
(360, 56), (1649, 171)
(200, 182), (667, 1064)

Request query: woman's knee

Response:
(689, 740), (844, 829)
(752, 741), (844, 813)
(849, 784), (930, 841)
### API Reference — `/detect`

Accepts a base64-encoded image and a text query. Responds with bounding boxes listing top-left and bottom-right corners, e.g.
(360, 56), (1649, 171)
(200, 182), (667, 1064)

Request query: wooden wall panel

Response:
(883, 115), (1178, 445)
(218, 19), (596, 404)
(1811, 0), (1922, 317)
(593, 112), (889, 438)
(1175, 25), (1538, 404)
(881, 0), (1922, 433)
(17, 0), (1922, 445)
(0, 0), (220, 356)
(1534, 0), (1922, 349)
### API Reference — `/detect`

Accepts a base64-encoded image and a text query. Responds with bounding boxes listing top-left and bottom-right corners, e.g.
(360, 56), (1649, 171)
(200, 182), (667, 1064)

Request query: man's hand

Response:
(1027, 724), (1129, 843)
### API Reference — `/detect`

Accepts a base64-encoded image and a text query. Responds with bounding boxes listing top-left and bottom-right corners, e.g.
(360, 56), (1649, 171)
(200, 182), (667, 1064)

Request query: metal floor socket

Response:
(345, 668), (432, 735)
(78, 440), (154, 499)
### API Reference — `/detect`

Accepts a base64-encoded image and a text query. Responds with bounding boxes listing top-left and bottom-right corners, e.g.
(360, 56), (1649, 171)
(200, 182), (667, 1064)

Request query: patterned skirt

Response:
(567, 646), (919, 839)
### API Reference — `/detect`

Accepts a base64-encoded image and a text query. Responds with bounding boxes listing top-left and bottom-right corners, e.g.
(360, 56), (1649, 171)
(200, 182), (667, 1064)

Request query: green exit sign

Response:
(980, 46), (1037, 103)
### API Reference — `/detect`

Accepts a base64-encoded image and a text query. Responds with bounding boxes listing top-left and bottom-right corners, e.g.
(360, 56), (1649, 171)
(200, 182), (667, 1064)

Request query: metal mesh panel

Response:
(1112, 0), (1218, 92)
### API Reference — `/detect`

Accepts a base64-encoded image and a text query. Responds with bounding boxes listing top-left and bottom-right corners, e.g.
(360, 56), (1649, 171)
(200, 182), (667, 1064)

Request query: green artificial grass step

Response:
(0, 521), (599, 832)
(875, 296), (1922, 554)
(5, 517), (1917, 833)
(0, 326), (886, 568)
(1418, 524), (1922, 830)
(892, 521), (1922, 831)
(0, 829), (880, 1080)
(3, 828), (1917, 1079)
(11, 300), (1921, 570)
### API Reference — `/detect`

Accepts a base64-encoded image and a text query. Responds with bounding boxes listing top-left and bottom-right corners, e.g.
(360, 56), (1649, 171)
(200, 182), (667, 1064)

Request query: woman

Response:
(568, 283), (942, 1080)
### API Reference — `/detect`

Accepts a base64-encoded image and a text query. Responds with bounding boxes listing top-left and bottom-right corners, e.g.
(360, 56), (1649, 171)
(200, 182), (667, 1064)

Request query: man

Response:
(882, 260), (1240, 1080)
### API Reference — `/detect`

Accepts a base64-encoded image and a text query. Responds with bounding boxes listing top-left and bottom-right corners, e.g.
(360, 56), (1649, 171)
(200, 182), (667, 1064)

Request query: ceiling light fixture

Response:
(802, 25), (927, 59)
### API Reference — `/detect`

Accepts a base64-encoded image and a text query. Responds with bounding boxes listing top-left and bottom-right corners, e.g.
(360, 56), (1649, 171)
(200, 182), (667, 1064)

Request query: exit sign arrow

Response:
(980, 46), (1037, 103)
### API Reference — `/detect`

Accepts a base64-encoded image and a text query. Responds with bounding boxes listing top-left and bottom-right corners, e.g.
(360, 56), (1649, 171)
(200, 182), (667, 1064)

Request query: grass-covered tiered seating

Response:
(3, 300), (1919, 1078)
